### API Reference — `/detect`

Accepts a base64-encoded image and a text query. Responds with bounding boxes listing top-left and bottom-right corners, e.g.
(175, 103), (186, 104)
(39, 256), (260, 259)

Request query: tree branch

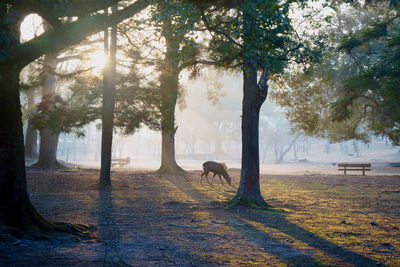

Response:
(23, 0), (62, 27)
(200, 11), (243, 49)
(178, 58), (222, 71)
(256, 66), (269, 108)
(56, 55), (81, 63)
(3, 0), (122, 17)
(188, 0), (239, 9)
(10, 0), (151, 70)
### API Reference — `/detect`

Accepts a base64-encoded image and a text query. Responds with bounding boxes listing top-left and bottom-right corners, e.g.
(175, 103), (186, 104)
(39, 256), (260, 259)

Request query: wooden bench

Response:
(338, 163), (371, 175)
(111, 157), (130, 168)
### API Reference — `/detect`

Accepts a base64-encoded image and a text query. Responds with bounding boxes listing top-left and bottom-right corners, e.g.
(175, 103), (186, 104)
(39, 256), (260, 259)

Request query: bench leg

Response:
(344, 166), (346, 175)
(363, 167), (365, 176)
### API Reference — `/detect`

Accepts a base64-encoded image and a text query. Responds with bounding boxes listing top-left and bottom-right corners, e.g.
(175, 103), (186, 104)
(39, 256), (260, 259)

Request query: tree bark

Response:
(230, 66), (269, 207)
(35, 129), (61, 168)
(33, 52), (63, 168)
(159, 131), (184, 172)
(0, 7), (57, 231)
(157, 21), (185, 174)
(25, 123), (38, 159)
(230, 4), (269, 208)
(0, 65), (84, 234)
(99, 6), (117, 187)
(0, 1), (149, 234)
(24, 89), (38, 159)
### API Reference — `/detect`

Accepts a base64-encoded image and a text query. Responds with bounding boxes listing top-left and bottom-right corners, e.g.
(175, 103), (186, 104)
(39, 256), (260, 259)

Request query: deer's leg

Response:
(211, 172), (218, 185)
(200, 170), (206, 184)
(204, 170), (211, 185)
(218, 174), (224, 185)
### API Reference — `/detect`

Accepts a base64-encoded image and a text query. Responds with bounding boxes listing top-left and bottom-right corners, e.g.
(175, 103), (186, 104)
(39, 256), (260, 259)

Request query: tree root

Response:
(0, 222), (94, 241)
(52, 222), (94, 236)
(157, 165), (188, 175)
(30, 160), (67, 170)
(0, 201), (95, 240)
(226, 194), (272, 210)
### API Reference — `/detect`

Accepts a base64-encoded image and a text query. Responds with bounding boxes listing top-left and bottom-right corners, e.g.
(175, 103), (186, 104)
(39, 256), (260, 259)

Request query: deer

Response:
(201, 161), (231, 186)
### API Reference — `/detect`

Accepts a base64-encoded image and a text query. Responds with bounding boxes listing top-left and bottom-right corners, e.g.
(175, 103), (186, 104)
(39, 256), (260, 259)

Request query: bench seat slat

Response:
(338, 163), (371, 167)
(338, 168), (371, 171)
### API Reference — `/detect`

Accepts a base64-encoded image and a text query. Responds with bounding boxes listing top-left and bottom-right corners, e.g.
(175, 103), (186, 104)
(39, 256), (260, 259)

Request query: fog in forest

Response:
(24, 71), (398, 174)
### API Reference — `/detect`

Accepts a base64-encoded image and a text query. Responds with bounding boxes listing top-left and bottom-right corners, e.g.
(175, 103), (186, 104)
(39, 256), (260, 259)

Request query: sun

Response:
(87, 50), (107, 69)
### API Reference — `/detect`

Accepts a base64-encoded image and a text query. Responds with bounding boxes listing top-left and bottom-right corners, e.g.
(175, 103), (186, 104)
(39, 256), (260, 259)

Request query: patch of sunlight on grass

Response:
(193, 251), (286, 266)
(259, 175), (400, 266)
(239, 218), (345, 266)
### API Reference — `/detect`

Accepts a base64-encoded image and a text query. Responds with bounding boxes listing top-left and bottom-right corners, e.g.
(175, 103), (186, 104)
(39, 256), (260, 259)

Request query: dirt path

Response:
(0, 169), (399, 266)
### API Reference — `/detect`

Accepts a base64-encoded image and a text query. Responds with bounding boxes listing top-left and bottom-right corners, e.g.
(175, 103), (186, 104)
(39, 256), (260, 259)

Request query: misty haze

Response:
(1, 1), (399, 266)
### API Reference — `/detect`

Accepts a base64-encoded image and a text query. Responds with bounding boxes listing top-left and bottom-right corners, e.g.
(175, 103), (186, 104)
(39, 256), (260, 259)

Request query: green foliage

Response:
(337, 36), (363, 52)
(30, 74), (101, 136)
(150, 0), (201, 72)
(203, 0), (325, 73)
(274, 3), (400, 145)
(113, 66), (161, 135)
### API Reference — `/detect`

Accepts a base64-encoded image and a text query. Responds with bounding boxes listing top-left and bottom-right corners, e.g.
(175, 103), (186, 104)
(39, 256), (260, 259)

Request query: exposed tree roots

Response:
(157, 163), (188, 175)
(0, 202), (93, 240)
(30, 160), (66, 170)
(0, 221), (94, 240)
(226, 194), (272, 209)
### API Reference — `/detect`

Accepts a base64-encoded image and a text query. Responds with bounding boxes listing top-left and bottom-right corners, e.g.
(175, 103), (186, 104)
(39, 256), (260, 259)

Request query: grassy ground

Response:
(0, 168), (399, 266)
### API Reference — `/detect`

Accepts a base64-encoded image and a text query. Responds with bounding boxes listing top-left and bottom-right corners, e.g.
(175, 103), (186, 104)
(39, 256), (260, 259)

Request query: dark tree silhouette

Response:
(99, 5), (118, 187)
(0, 0), (150, 233)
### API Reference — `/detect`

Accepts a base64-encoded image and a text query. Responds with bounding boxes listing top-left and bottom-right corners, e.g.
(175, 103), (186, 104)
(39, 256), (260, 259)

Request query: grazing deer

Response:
(201, 161), (231, 186)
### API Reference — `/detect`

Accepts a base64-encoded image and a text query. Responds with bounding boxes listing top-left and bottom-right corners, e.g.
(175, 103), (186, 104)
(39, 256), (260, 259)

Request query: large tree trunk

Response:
(33, 52), (62, 168)
(157, 22), (185, 174)
(230, 5), (269, 208)
(0, 8), (88, 234)
(24, 89), (38, 159)
(230, 67), (268, 207)
(35, 129), (61, 168)
(0, 66), (37, 229)
(99, 6), (117, 187)
(0, 65), (85, 234)
(25, 123), (38, 159)
(0, 7), (46, 230)
(160, 131), (184, 172)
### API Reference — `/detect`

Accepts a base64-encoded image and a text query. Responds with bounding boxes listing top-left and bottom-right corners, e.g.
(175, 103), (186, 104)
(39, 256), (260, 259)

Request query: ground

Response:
(0, 169), (399, 266)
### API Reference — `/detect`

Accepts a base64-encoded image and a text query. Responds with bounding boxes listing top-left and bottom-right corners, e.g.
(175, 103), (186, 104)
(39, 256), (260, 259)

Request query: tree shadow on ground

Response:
(97, 187), (121, 266)
(95, 176), (215, 266)
(164, 173), (386, 267)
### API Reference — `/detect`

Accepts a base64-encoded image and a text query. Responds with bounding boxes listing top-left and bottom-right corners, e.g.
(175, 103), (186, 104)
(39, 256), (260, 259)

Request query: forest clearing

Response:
(1, 1), (399, 266)
(1, 168), (399, 266)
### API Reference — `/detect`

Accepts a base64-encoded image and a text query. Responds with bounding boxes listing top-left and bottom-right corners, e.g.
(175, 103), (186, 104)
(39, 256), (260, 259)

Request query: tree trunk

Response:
(0, 66), (84, 233)
(275, 134), (300, 164)
(214, 125), (227, 160)
(33, 52), (62, 168)
(35, 129), (61, 168)
(99, 6), (117, 187)
(159, 131), (184, 172)
(25, 123), (38, 159)
(230, 5), (269, 208)
(353, 140), (360, 157)
(230, 67), (268, 207)
(24, 88), (38, 159)
(157, 22), (185, 174)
